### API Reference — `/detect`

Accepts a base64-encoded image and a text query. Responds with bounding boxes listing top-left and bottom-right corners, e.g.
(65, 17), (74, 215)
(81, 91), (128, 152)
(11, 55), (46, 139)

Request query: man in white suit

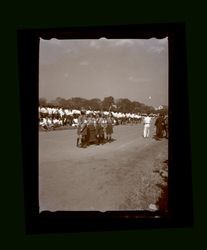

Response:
(143, 113), (152, 138)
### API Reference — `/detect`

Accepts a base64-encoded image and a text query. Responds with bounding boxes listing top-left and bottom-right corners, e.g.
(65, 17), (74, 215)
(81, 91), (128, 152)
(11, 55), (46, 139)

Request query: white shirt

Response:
(40, 118), (47, 126)
(144, 116), (151, 126)
(53, 119), (58, 124)
(47, 108), (52, 115)
(47, 118), (52, 125)
(40, 107), (47, 114)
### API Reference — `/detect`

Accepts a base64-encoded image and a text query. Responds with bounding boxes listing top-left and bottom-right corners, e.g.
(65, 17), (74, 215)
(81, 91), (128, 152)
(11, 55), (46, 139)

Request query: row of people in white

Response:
(39, 116), (115, 130)
(39, 107), (80, 116)
(39, 106), (143, 119)
(39, 117), (63, 130)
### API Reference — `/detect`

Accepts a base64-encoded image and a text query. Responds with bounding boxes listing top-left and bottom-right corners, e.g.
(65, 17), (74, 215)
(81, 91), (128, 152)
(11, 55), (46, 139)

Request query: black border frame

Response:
(17, 23), (193, 234)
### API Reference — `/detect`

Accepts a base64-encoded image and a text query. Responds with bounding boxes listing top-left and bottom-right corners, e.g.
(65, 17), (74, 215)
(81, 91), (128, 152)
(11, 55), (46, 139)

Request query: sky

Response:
(39, 37), (168, 108)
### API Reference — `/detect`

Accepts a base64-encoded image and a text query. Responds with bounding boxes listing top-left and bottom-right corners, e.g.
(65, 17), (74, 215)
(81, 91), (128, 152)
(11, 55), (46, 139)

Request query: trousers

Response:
(143, 124), (150, 138)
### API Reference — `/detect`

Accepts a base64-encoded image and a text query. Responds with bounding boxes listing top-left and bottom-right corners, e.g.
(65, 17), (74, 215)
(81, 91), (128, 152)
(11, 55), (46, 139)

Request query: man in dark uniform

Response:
(163, 115), (168, 138)
(106, 112), (114, 142)
(87, 113), (98, 145)
(95, 113), (105, 145)
(76, 110), (88, 148)
(154, 113), (165, 139)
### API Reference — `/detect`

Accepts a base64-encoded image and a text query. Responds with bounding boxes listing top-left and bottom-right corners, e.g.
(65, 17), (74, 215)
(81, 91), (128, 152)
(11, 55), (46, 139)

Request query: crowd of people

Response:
(76, 110), (116, 148)
(38, 106), (168, 148)
(38, 106), (143, 131)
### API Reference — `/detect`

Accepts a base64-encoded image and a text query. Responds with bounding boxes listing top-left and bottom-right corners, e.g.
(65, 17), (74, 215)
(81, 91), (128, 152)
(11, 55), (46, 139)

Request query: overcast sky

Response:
(39, 37), (168, 108)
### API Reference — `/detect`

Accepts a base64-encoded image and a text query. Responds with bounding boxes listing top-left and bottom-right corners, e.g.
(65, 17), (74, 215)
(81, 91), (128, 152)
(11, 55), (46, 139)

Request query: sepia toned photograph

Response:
(38, 37), (169, 213)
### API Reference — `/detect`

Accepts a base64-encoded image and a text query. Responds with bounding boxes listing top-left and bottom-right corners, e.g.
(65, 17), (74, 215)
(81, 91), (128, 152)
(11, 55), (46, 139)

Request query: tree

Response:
(87, 98), (102, 110)
(131, 101), (142, 113)
(71, 97), (87, 109)
(39, 98), (47, 106)
(116, 98), (132, 113)
(102, 96), (115, 111)
(49, 97), (67, 107)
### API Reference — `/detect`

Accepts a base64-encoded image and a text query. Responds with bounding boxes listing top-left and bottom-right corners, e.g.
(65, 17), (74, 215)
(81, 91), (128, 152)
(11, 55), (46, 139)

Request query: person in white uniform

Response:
(143, 113), (152, 138)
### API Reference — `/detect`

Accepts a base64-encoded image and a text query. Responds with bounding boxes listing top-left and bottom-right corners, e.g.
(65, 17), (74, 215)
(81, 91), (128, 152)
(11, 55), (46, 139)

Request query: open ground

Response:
(39, 123), (168, 212)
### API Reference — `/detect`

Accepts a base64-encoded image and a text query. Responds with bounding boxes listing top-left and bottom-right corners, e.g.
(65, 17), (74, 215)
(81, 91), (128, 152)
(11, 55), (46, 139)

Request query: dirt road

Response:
(39, 124), (168, 212)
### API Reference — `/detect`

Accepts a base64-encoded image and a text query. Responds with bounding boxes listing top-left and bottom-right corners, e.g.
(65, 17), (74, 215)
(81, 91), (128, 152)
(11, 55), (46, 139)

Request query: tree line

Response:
(39, 96), (168, 114)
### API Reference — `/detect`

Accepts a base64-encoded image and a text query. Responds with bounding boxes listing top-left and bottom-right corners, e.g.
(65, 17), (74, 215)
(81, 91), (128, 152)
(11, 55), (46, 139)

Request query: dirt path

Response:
(39, 124), (168, 212)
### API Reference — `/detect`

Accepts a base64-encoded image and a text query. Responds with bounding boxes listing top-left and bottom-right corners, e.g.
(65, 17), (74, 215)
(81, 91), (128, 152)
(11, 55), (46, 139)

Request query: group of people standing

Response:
(77, 110), (115, 148)
(143, 113), (168, 140)
(76, 111), (168, 148)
